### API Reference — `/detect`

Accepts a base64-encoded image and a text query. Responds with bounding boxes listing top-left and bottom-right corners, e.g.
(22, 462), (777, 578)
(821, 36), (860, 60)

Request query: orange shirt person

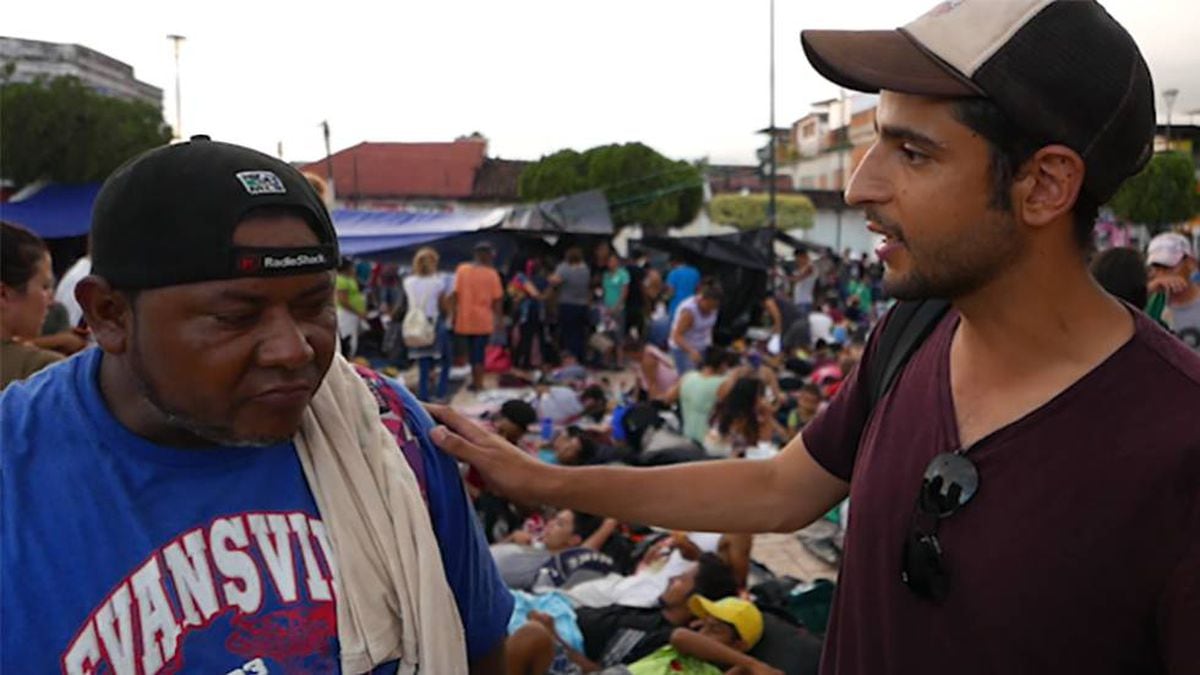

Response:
(452, 242), (503, 391)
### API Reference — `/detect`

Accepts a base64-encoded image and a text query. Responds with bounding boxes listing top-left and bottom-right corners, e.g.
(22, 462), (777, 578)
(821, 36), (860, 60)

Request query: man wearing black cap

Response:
(0, 137), (513, 673)
(453, 241), (504, 392)
(427, 2), (1200, 673)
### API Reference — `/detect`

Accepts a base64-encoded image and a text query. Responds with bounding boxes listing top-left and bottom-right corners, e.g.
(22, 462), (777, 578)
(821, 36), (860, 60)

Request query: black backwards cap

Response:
(91, 135), (339, 289)
(801, 0), (1155, 204)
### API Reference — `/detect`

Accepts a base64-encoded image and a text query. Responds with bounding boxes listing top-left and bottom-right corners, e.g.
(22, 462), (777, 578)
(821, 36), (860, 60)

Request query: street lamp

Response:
(1162, 88), (1179, 147)
(166, 35), (186, 140)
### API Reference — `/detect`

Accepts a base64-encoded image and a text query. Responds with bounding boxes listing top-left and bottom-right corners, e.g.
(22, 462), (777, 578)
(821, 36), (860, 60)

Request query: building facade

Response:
(780, 94), (878, 192)
(0, 36), (162, 109)
(299, 133), (529, 211)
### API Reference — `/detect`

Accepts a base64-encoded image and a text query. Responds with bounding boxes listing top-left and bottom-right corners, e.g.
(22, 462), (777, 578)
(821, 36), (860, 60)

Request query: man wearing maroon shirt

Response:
(428, 2), (1200, 673)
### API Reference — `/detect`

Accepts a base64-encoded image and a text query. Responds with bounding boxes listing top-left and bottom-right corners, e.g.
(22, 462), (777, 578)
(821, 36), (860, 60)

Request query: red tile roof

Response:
(300, 140), (488, 200)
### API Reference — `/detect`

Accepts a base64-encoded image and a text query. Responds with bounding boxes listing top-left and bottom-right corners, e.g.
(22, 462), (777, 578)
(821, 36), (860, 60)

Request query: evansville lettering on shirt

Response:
(62, 511), (338, 675)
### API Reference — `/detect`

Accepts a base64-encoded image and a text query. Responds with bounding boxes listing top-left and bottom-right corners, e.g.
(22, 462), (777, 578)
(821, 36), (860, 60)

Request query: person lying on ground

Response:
(635, 596), (781, 675)
(492, 508), (620, 590)
(568, 531), (752, 610)
(506, 554), (738, 675)
(554, 425), (628, 466)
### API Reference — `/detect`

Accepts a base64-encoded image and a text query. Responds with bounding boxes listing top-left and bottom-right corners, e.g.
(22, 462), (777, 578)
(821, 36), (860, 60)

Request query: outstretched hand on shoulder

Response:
(427, 404), (550, 503)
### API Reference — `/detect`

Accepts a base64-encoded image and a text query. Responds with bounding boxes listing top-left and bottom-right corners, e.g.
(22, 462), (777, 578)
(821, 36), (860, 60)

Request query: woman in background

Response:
(403, 247), (453, 402)
(1, 222), (62, 389)
(705, 374), (784, 458)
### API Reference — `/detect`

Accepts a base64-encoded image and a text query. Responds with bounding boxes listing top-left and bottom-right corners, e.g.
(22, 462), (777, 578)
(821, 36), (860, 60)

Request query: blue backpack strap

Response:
(353, 364), (431, 506)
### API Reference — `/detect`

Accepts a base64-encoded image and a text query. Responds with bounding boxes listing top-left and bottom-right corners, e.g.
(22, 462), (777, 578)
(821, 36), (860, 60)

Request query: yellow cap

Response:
(687, 595), (764, 648)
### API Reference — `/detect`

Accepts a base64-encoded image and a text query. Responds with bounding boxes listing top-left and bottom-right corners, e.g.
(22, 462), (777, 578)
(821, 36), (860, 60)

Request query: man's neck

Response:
(953, 253), (1133, 371)
(98, 353), (210, 448)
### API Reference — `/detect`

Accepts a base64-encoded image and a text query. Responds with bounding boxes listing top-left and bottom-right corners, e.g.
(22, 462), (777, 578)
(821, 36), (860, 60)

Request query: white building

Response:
(0, 36), (162, 109)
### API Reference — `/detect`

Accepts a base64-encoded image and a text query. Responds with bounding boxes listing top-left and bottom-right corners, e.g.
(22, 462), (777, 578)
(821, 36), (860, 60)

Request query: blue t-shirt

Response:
(0, 348), (512, 673)
(666, 265), (701, 318)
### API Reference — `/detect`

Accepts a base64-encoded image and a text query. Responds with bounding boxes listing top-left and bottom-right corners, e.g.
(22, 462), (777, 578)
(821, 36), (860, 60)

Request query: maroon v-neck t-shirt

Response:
(803, 308), (1200, 674)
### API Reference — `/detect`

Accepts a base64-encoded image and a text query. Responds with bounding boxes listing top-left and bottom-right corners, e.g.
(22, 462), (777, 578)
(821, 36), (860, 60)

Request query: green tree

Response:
(0, 76), (172, 187)
(708, 193), (816, 231)
(1109, 151), (1198, 234)
(518, 142), (703, 232)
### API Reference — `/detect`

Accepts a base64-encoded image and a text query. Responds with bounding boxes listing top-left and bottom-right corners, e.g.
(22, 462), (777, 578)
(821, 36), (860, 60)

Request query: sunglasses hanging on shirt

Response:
(901, 450), (980, 602)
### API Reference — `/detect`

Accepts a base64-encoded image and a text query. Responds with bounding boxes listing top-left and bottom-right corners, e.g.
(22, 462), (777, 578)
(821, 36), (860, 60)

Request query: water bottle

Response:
(540, 417), (554, 442)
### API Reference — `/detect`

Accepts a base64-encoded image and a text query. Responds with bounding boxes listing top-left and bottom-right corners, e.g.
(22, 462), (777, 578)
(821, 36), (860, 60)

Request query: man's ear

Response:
(76, 276), (134, 354)
(0, 282), (16, 308)
(1013, 145), (1086, 230)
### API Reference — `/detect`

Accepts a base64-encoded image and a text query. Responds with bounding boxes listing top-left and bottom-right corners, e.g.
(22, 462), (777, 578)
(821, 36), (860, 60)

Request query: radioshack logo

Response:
(263, 253), (328, 270)
(236, 171), (287, 195)
(235, 251), (328, 276)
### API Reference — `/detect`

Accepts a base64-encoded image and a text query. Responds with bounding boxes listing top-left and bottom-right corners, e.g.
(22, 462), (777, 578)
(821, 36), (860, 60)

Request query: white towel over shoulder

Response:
(295, 354), (466, 674)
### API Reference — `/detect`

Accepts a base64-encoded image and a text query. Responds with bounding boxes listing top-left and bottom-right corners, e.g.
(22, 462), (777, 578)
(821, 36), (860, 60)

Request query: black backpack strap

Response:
(866, 299), (951, 409)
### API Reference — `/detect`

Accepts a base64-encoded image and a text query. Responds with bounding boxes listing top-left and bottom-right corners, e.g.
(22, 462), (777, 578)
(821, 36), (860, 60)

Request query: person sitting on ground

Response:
(704, 376), (785, 458)
(659, 346), (729, 445)
(491, 508), (619, 590)
(506, 554), (740, 675)
(630, 337), (679, 402)
(787, 383), (825, 436)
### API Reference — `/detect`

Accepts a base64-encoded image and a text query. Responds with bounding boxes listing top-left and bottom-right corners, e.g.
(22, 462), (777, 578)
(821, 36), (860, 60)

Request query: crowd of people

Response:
(3, 2), (1200, 672)
(3, 152), (1199, 673)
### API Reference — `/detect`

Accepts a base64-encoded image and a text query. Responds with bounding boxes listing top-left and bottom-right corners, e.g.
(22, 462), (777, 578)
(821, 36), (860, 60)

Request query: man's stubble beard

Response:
(127, 331), (288, 448)
(883, 209), (1024, 302)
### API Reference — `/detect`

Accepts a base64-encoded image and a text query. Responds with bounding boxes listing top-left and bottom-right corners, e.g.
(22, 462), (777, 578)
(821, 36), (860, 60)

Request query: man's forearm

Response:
(533, 454), (818, 533)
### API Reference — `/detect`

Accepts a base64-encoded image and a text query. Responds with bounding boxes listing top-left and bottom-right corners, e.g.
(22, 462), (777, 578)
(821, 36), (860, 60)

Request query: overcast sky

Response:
(6, 0), (1199, 165)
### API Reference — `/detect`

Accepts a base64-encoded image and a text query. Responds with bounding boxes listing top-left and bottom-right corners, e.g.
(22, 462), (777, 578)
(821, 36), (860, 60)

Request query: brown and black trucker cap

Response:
(801, 0), (1155, 203)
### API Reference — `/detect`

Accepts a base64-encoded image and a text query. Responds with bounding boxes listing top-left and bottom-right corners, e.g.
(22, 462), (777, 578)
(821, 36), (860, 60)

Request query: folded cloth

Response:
(296, 353), (467, 674)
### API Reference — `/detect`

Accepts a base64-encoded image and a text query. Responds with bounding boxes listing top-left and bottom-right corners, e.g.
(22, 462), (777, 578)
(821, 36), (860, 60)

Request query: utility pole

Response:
(321, 121), (333, 180)
(166, 35), (186, 140)
(767, 0), (777, 232)
(836, 88), (847, 253)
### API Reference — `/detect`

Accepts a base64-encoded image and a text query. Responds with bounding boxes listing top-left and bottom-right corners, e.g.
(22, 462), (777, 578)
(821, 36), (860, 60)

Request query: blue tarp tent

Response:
(334, 207), (508, 256)
(0, 183), (101, 239)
